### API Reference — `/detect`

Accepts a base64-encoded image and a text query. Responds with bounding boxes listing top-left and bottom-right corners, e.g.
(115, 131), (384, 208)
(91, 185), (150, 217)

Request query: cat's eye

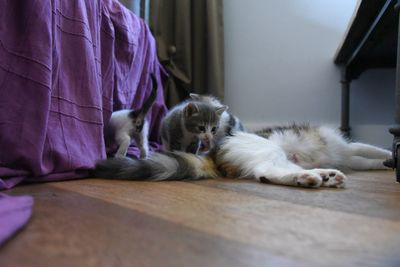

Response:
(211, 127), (217, 133)
(198, 126), (206, 132)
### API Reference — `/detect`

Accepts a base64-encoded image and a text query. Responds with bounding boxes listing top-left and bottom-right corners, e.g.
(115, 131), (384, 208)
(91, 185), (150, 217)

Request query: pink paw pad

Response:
(297, 174), (321, 188)
(317, 169), (346, 188)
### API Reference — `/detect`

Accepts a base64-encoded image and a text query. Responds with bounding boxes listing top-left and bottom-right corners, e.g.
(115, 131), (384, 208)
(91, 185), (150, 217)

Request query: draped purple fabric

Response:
(0, 194), (33, 245)
(0, 0), (167, 189)
(0, 0), (168, 245)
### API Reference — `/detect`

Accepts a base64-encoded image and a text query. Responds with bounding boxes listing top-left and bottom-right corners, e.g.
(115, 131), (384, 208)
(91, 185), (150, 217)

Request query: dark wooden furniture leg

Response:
(340, 67), (351, 138)
(388, 0), (400, 182)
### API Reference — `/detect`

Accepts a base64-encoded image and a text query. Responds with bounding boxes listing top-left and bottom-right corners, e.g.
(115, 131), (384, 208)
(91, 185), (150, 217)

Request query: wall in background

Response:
(224, 0), (395, 148)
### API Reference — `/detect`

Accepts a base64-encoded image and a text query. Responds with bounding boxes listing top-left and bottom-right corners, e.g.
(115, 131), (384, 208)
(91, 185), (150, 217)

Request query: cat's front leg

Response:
(257, 170), (347, 188)
(254, 165), (323, 188)
(257, 171), (323, 188)
(186, 138), (201, 154)
(311, 169), (347, 188)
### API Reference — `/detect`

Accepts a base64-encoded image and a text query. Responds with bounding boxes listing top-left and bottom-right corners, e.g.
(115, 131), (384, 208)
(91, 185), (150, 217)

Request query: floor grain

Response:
(1, 171), (400, 267)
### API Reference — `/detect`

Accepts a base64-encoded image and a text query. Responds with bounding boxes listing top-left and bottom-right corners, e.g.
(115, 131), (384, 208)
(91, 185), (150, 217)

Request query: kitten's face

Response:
(184, 102), (227, 152)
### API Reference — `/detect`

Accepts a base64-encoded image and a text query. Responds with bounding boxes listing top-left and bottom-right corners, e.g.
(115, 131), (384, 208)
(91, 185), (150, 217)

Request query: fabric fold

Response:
(0, 193), (34, 246)
(0, 0), (168, 189)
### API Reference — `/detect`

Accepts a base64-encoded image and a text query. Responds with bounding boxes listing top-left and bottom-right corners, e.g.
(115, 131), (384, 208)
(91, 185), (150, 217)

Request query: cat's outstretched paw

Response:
(294, 171), (323, 188)
(313, 169), (347, 188)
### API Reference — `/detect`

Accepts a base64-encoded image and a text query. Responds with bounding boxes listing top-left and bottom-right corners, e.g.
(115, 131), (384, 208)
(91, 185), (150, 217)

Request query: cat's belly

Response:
(212, 132), (291, 179)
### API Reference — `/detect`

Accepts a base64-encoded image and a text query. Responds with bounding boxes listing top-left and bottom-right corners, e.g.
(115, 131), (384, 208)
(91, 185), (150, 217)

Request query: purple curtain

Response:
(0, 0), (168, 245)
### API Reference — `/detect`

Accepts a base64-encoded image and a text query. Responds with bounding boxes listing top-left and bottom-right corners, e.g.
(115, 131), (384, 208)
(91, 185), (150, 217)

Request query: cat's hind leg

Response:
(135, 122), (149, 159)
(347, 156), (389, 170)
(115, 134), (131, 158)
(140, 139), (149, 159)
(349, 142), (391, 159)
(136, 135), (149, 159)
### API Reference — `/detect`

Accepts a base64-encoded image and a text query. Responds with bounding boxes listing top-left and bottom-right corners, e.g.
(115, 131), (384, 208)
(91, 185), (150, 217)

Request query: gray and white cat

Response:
(105, 74), (157, 158)
(160, 99), (227, 154)
(189, 94), (245, 141)
(95, 124), (392, 189)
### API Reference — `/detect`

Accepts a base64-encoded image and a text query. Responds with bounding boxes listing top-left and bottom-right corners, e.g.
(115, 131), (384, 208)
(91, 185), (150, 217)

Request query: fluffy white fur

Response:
(107, 110), (149, 158)
(218, 128), (391, 188)
(96, 125), (391, 189)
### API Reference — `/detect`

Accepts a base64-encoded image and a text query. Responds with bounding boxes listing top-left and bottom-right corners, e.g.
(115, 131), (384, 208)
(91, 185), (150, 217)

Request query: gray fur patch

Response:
(256, 123), (313, 139)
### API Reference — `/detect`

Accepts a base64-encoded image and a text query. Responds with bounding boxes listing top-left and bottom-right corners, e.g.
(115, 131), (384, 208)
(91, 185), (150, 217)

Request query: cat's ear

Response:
(189, 93), (201, 101)
(184, 103), (199, 117)
(215, 105), (228, 116)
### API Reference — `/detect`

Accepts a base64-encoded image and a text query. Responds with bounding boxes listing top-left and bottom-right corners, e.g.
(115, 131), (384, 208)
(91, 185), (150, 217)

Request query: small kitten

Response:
(189, 94), (245, 141)
(160, 99), (227, 154)
(95, 123), (392, 189)
(105, 74), (157, 158)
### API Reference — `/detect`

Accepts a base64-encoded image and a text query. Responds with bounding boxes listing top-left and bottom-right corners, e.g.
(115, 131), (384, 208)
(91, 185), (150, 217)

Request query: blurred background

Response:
(122, 0), (395, 148)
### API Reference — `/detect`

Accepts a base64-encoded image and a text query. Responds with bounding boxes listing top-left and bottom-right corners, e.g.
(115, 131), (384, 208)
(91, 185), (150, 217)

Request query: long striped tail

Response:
(93, 152), (218, 181)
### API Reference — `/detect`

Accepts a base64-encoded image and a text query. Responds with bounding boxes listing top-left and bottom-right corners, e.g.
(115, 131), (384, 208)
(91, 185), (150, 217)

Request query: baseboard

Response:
(242, 121), (393, 149)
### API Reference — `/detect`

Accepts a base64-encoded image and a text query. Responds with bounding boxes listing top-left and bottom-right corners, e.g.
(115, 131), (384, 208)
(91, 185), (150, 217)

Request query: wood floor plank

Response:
(191, 170), (400, 220)
(2, 170), (400, 267)
(0, 184), (302, 267)
(49, 177), (400, 267)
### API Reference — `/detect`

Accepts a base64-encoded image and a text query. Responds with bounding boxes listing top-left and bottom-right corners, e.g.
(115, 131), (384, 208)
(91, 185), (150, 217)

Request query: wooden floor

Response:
(1, 171), (400, 267)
